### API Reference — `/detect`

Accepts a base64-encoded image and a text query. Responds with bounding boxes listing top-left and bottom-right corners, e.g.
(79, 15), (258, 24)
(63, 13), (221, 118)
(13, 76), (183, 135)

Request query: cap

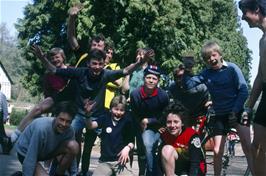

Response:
(144, 65), (161, 78)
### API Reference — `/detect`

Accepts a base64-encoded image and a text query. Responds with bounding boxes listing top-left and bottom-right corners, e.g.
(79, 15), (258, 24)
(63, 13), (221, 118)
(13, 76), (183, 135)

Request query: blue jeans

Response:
(70, 113), (102, 174)
(142, 129), (161, 176)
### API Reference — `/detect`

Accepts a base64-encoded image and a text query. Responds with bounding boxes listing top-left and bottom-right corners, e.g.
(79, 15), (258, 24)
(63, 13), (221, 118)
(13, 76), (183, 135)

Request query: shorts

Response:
(254, 83), (266, 127)
(208, 112), (242, 136)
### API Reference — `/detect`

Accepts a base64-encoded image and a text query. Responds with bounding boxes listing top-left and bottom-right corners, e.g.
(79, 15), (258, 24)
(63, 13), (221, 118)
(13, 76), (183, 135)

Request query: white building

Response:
(0, 61), (13, 100)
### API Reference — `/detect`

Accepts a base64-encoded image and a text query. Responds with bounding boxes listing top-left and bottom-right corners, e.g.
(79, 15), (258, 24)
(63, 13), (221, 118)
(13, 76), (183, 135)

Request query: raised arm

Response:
(123, 48), (154, 75)
(31, 45), (56, 73)
(67, 4), (83, 50)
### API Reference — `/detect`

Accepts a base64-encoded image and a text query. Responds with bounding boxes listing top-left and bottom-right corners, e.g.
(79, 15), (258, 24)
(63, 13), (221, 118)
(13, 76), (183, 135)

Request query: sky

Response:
(0, 0), (262, 84)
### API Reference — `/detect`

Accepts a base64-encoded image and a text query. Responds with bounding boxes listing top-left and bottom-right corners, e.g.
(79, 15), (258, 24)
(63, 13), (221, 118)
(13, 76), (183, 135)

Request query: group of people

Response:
(1, 0), (266, 175)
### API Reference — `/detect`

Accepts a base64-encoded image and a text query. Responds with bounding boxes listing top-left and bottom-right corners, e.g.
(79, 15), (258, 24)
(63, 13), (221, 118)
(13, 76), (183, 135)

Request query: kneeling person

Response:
(16, 101), (79, 176)
(160, 102), (206, 176)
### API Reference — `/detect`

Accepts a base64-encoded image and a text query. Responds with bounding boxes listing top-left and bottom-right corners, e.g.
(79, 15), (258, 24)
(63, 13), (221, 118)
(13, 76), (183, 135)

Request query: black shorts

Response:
(208, 112), (242, 136)
(254, 83), (266, 127)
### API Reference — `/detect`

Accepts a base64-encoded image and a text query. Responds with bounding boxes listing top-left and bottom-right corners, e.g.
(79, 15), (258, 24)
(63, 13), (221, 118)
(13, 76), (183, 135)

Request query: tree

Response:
(0, 23), (33, 101)
(16, 0), (252, 95)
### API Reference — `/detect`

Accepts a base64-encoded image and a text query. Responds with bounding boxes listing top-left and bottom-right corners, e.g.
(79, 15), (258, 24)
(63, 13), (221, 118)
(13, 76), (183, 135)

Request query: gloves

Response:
(241, 108), (252, 126)
(228, 112), (238, 128)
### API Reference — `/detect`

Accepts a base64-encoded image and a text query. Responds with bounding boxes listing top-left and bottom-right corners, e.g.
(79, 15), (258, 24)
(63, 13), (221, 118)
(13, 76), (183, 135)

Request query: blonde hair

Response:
(201, 41), (222, 61)
(48, 47), (66, 60)
(110, 95), (127, 109)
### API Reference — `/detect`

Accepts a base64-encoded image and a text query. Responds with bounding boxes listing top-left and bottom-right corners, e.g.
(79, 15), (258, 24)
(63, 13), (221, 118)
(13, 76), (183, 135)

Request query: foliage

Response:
(0, 23), (36, 101)
(9, 108), (28, 126)
(16, 0), (252, 95)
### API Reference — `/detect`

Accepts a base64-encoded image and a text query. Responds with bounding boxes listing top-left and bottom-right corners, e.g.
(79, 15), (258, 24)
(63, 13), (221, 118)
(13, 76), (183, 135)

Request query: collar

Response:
(140, 86), (158, 99)
(206, 60), (228, 69)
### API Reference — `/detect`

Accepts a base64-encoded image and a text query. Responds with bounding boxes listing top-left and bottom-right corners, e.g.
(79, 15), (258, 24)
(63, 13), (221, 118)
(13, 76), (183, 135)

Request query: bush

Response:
(9, 108), (28, 126)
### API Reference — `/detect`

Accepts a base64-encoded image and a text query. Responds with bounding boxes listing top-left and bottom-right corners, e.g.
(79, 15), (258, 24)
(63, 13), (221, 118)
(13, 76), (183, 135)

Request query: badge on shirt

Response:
(191, 137), (201, 148)
(106, 127), (112, 133)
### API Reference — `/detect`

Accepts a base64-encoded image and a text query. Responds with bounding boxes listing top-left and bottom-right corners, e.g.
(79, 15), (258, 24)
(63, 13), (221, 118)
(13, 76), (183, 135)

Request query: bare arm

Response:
(31, 45), (56, 73)
(121, 75), (130, 94)
(67, 4), (83, 50)
(123, 49), (154, 75)
(247, 69), (263, 109)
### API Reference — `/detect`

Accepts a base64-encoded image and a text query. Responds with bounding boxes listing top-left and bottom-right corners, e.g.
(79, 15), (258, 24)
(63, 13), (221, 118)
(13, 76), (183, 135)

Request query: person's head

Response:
(201, 41), (223, 70)
(173, 64), (185, 85)
(104, 45), (114, 65)
(87, 49), (106, 76)
(110, 95), (127, 120)
(239, 0), (266, 28)
(143, 65), (161, 90)
(182, 55), (195, 71)
(89, 34), (105, 51)
(162, 102), (190, 136)
(48, 47), (66, 68)
(135, 48), (146, 62)
(53, 101), (78, 134)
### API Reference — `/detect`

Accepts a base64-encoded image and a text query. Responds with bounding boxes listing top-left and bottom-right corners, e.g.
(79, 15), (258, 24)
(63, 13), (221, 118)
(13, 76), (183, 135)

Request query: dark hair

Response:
(88, 49), (106, 61)
(239, 0), (266, 16)
(162, 101), (191, 127)
(88, 33), (106, 48)
(53, 101), (77, 119)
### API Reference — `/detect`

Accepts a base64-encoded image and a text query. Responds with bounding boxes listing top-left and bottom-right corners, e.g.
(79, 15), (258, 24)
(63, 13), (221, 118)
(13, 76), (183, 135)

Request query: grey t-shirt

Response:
(16, 117), (74, 176)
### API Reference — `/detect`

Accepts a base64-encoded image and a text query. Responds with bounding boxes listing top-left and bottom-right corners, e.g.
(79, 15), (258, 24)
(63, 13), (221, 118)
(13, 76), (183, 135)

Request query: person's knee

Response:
(161, 145), (176, 160)
(213, 146), (223, 156)
(66, 140), (79, 155)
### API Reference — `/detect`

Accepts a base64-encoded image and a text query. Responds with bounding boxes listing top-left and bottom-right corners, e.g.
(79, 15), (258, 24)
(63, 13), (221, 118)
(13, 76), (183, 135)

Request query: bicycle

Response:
(194, 110), (251, 176)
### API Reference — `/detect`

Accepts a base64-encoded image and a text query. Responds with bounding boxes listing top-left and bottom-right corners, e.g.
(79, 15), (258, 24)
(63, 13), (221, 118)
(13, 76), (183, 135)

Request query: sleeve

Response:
(129, 92), (140, 120)
(231, 64), (248, 113)
(56, 67), (84, 79)
(106, 64), (122, 89)
(104, 69), (124, 83)
(22, 130), (43, 176)
(1, 93), (8, 120)
(123, 115), (135, 144)
(188, 134), (202, 176)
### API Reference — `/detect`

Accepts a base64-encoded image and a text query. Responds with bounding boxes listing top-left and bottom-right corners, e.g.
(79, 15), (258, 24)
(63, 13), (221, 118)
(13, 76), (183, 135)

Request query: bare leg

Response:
(161, 145), (178, 176)
(54, 140), (79, 175)
(252, 123), (266, 175)
(18, 97), (54, 131)
(236, 124), (254, 175)
(213, 135), (226, 176)
(35, 163), (49, 176)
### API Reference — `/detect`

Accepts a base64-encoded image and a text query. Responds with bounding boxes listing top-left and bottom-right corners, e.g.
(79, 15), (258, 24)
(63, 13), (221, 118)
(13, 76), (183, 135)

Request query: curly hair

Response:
(162, 101), (192, 127)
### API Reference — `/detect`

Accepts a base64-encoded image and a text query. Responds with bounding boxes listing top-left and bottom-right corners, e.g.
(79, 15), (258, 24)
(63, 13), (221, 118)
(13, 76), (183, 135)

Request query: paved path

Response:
(1, 131), (250, 176)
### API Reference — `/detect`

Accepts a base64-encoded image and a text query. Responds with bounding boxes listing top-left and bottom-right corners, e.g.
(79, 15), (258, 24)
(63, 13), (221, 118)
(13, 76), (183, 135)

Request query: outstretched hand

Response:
(84, 98), (96, 115)
(31, 45), (45, 60)
(144, 48), (155, 60)
(136, 48), (155, 64)
(68, 3), (83, 16)
(117, 146), (130, 165)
